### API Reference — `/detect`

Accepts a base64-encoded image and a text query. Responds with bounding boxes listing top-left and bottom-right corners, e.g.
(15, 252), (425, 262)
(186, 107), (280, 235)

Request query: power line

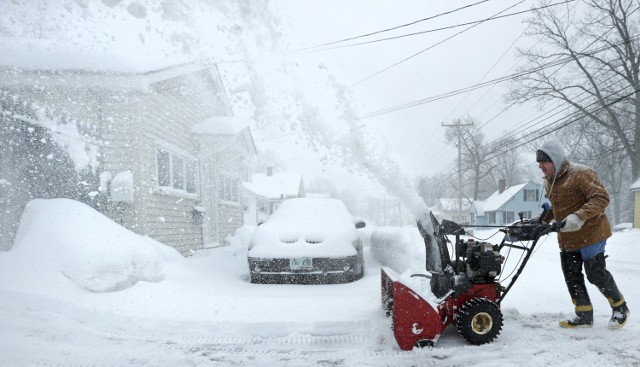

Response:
(397, 26), (621, 182)
(357, 34), (640, 119)
(413, 57), (637, 189)
(400, 0), (562, 173)
(425, 82), (639, 189)
(348, 1), (527, 88)
(301, 0), (576, 54)
(296, 0), (492, 52)
(352, 1), (580, 178)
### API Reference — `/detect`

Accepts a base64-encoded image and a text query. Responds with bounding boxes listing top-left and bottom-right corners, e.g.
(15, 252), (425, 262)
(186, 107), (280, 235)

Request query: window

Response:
(156, 147), (197, 194)
(503, 211), (515, 224)
(488, 212), (496, 224)
(185, 161), (197, 193)
(523, 189), (539, 202)
(157, 150), (171, 186)
(218, 174), (239, 202)
(258, 200), (268, 213)
(172, 156), (184, 190)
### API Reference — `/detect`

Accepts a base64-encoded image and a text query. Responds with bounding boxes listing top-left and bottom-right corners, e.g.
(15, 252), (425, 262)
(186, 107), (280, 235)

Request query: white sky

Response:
(270, 1), (542, 179)
(1, 198), (637, 365)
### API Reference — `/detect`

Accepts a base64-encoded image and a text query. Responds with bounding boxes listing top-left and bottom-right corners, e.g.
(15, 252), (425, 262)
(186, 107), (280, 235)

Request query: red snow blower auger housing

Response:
(381, 204), (560, 349)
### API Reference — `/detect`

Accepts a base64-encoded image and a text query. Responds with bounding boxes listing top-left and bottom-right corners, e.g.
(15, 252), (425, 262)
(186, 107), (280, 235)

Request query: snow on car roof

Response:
(248, 198), (359, 258)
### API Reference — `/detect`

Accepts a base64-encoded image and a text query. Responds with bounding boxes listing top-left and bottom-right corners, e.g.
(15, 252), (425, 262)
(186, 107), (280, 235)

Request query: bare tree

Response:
(561, 120), (633, 224)
(445, 118), (496, 200)
(510, 0), (640, 180)
(416, 173), (455, 208)
(486, 135), (528, 191)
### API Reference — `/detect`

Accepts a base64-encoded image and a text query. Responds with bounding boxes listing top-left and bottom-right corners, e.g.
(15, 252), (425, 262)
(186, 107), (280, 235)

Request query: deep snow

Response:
(0, 199), (638, 366)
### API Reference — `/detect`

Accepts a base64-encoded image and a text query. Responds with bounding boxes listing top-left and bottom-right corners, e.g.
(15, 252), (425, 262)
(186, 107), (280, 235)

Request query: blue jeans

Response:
(575, 240), (607, 260)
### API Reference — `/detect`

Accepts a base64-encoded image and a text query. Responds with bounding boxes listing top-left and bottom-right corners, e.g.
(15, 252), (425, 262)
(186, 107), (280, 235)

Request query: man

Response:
(536, 140), (630, 329)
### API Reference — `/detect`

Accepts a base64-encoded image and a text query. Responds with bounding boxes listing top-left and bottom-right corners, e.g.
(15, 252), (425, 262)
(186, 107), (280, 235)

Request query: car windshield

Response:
(267, 198), (354, 228)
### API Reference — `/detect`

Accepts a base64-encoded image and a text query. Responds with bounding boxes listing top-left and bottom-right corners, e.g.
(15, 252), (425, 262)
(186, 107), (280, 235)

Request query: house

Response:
(242, 169), (304, 225)
(0, 45), (255, 254)
(432, 198), (472, 224)
(470, 180), (548, 226)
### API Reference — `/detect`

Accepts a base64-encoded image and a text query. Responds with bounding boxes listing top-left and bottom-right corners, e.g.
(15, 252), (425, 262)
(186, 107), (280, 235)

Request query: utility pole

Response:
(442, 119), (473, 223)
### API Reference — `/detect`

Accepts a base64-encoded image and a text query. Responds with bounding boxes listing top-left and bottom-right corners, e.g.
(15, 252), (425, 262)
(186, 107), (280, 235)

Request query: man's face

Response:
(539, 161), (555, 178)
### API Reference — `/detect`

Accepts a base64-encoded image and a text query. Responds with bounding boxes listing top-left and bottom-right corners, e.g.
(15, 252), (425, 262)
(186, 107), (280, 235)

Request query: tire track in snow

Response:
(27, 312), (639, 367)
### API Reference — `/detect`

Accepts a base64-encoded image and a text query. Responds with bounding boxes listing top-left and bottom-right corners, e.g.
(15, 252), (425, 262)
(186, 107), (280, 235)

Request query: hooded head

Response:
(536, 140), (566, 174)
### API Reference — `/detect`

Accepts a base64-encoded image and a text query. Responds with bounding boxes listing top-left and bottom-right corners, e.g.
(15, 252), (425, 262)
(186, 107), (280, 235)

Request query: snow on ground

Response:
(0, 199), (638, 366)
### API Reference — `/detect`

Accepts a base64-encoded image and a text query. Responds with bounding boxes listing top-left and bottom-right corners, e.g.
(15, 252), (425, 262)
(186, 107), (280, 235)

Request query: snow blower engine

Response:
(381, 204), (560, 349)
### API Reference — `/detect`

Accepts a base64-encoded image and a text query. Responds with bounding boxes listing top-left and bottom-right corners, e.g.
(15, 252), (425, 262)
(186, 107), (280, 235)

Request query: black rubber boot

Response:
(584, 253), (630, 329)
(560, 311), (594, 328)
(609, 303), (630, 329)
(559, 251), (593, 328)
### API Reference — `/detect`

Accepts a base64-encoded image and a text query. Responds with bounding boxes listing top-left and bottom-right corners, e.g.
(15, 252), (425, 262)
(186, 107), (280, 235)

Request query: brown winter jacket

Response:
(542, 160), (612, 251)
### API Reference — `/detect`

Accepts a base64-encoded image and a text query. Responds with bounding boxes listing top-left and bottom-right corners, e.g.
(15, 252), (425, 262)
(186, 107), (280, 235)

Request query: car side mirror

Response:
(355, 221), (366, 229)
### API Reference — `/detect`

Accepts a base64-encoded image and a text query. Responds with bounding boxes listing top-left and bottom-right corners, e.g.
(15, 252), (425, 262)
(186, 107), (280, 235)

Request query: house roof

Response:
(0, 2), (237, 74)
(0, 57), (217, 92)
(471, 200), (486, 215)
(482, 182), (528, 212)
(0, 36), (198, 74)
(243, 172), (303, 200)
(191, 116), (251, 135)
(631, 177), (640, 191)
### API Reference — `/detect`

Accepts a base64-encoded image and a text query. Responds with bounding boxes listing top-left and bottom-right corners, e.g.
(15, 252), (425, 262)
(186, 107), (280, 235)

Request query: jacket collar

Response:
(548, 160), (570, 181)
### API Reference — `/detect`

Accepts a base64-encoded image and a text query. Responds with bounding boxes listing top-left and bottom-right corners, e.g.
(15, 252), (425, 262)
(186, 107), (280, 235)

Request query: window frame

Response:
(218, 173), (240, 204)
(523, 189), (539, 202)
(155, 142), (198, 197)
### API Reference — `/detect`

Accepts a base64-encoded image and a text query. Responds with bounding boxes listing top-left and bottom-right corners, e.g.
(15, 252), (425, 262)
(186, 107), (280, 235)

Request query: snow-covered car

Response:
(247, 198), (366, 284)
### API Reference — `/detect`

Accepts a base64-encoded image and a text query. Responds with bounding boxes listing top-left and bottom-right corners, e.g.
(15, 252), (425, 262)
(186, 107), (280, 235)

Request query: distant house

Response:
(432, 198), (472, 224)
(471, 180), (548, 226)
(0, 51), (255, 254)
(242, 169), (304, 225)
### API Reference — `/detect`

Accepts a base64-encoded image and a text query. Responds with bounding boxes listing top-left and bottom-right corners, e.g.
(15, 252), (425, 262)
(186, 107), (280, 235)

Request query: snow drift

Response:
(6, 198), (180, 292)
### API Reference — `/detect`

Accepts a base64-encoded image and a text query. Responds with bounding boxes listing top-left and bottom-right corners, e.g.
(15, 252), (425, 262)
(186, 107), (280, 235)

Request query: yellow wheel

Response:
(455, 298), (503, 345)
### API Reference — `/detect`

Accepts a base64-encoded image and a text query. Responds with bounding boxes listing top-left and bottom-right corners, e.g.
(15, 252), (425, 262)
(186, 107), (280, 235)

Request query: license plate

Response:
(290, 257), (313, 270)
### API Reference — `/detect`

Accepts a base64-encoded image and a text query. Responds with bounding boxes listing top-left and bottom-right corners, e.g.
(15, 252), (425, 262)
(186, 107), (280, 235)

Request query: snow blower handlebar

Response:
(496, 205), (563, 303)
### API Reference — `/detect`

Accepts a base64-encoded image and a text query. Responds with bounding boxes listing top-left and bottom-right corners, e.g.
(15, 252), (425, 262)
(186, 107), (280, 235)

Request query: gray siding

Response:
(125, 70), (230, 254)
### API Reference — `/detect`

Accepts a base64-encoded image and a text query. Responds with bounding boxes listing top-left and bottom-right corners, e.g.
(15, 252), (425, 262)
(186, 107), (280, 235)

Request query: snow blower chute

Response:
(381, 205), (560, 349)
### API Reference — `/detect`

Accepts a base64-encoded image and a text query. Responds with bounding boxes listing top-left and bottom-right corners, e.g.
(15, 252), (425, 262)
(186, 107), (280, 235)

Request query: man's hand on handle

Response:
(560, 213), (584, 232)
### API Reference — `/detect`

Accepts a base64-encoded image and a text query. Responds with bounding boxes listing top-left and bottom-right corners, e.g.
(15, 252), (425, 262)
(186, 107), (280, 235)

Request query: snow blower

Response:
(381, 205), (560, 349)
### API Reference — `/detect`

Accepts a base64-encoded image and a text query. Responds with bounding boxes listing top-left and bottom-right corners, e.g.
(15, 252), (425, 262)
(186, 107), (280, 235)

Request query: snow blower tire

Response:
(455, 298), (503, 345)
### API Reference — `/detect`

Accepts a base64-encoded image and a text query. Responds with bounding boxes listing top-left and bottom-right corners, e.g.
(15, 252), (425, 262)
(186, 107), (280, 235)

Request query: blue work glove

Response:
(560, 213), (584, 232)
